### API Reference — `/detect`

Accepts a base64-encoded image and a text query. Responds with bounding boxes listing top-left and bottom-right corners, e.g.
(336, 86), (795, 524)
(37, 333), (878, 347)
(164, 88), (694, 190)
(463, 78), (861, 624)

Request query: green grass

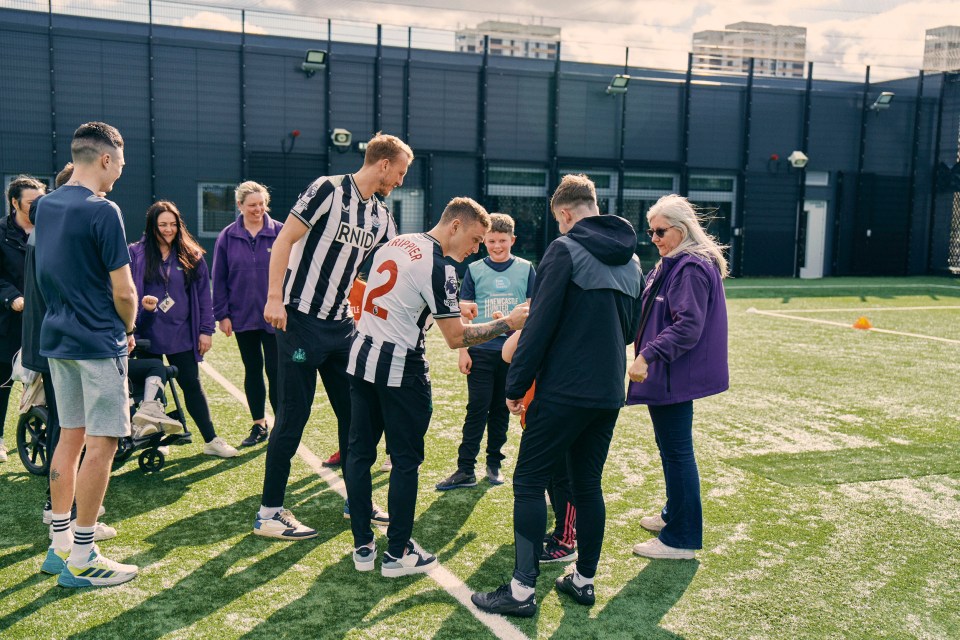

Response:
(1, 276), (959, 639)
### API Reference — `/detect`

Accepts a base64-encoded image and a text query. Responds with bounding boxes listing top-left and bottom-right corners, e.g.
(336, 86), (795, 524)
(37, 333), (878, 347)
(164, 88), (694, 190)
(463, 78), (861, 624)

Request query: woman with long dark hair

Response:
(130, 200), (237, 458)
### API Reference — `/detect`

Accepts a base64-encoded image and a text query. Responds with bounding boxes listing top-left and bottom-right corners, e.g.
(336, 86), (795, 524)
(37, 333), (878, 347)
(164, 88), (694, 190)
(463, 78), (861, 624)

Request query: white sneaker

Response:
(43, 504), (106, 525)
(253, 509), (317, 540)
(203, 437), (238, 458)
(632, 537), (695, 560)
(354, 542), (376, 571)
(640, 513), (666, 532)
(0, 439), (7, 463)
(58, 550), (138, 588)
(381, 541), (437, 578)
(49, 521), (117, 541)
(132, 399), (183, 435)
(380, 456), (392, 472)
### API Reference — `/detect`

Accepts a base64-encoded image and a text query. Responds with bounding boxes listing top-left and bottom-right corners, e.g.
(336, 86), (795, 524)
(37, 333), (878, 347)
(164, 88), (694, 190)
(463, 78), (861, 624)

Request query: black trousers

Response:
(0, 362), (11, 438)
(345, 374), (431, 558)
(234, 329), (278, 422)
(512, 399), (618, 586)
(141, 351), (216, 443)
(457, 348), (510, 473)
(261, 310), (353, 508)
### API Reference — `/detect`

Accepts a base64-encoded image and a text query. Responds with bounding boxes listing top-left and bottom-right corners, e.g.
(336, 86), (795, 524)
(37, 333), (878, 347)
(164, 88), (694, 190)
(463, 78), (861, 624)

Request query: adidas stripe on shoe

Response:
(57, 551), (137, 588)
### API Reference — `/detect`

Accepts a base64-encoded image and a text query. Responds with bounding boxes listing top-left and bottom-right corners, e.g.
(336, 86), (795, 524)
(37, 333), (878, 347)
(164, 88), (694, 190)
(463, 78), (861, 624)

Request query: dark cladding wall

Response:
(1, 8), (955, 275)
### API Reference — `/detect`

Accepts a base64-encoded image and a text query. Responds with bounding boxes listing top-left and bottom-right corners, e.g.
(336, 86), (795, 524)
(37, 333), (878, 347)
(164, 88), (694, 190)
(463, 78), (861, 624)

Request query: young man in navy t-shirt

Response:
(34, 122), (140, 588)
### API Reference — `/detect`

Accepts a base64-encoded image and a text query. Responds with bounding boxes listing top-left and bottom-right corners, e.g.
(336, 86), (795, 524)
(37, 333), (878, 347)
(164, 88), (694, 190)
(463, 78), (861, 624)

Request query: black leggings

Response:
(141, 351), (217, 443)
(234, 330), (277, 422)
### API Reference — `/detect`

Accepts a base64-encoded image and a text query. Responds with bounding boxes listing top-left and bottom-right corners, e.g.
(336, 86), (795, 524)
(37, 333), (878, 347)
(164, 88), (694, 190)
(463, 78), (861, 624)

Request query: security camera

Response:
(331, 128), (352, 149)
(788, 150), (808, 169)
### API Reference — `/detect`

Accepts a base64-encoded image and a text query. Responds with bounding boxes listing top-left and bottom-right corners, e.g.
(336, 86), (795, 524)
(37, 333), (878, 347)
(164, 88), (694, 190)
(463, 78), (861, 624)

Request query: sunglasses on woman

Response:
(646, 227), (673, 238)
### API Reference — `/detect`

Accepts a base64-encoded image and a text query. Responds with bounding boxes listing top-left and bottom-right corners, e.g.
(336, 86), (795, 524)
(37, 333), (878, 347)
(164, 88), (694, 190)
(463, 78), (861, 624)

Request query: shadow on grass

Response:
(553, 558), (699, 639)
(414, 482), (492, 555)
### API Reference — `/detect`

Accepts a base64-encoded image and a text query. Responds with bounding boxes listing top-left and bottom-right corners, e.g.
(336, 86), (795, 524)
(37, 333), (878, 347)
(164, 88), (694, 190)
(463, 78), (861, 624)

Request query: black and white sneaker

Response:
(240, 424), (268, 447)
(253, 509), (318, 540)
(540, 538), (577, 563)
(471, 583), (537, 618)
(381, 541), (437, 578)
(555, 573), (595, 606)
(354, 543), (376, 572)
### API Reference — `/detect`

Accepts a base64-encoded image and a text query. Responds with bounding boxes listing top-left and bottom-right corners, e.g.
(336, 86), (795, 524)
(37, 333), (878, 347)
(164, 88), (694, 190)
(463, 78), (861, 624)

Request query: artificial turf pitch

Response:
(0, 276), (957, 639)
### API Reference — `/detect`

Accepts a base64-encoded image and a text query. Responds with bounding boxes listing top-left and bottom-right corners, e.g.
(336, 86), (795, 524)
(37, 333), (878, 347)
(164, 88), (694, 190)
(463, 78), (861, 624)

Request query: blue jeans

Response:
(648, 401), (702, 549)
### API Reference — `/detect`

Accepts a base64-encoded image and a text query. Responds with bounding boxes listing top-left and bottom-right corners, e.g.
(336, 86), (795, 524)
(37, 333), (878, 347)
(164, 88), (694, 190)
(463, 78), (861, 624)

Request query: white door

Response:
(800, 200), (827, 279)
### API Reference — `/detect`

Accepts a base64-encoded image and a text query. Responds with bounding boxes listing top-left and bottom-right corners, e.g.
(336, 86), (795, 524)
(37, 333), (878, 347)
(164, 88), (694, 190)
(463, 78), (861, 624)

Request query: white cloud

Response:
(181, 10), (267, 34)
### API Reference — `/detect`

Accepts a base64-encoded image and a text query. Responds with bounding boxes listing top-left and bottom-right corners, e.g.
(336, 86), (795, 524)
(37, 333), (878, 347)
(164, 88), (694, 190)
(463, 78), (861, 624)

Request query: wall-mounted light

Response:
(606, 74), (630, 95)
(788, 150), (808, 169)
(331, 128), (352, 153)
(301, 49), (327, 77)
(868, 91), (894, 111)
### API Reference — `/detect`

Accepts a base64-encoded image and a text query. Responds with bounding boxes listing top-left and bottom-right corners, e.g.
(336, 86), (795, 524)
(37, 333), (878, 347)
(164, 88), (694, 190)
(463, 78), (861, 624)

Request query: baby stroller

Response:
(16, 339), (190, 474)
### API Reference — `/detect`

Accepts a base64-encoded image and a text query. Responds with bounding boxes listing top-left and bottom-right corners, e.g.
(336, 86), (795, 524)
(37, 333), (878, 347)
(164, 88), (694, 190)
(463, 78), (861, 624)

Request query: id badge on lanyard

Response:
(159, 260), (176, 313)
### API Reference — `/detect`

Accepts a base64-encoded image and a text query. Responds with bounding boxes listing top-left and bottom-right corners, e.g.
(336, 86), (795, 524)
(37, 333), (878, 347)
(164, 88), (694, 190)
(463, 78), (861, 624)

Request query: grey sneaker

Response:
(354, 542), (376, 572)
(640, 513), (666, 532)
(132, 399), (183, 435)
(632, 537), (695, 560)
(486, 464), (505, 485)
(435, 469), (477, 491)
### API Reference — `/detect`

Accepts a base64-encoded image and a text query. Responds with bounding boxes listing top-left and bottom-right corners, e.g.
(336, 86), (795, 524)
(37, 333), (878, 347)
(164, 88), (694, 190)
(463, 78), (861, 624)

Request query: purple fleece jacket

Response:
(129, 240), (215, 362)
(211, 213), (281, 334)
(626, 252), (729, 406)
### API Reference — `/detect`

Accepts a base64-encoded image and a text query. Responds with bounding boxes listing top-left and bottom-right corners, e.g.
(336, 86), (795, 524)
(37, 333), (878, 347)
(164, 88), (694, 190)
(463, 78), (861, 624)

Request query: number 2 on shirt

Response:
(364, 260), (398, 320)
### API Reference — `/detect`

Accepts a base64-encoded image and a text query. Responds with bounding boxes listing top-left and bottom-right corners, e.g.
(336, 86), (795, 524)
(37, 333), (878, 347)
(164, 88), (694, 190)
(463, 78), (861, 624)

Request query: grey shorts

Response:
(48, 356), (131, 438)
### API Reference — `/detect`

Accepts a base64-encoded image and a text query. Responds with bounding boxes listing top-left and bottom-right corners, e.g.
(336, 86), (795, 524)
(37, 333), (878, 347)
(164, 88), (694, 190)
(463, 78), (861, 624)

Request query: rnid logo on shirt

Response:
(335, 222), (375, 250)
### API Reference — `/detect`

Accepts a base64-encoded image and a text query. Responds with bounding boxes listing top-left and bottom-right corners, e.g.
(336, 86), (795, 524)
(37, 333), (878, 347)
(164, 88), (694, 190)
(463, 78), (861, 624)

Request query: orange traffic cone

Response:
(852, 316), (873, 330)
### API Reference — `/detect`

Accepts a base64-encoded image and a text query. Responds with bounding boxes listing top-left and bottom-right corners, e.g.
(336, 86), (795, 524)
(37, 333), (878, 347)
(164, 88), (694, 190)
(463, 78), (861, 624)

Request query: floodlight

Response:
(301, 49), (327, 77)
(788, 150), (808, 169)
(869, 91), (894, 111)
(606, 74), (630, 95)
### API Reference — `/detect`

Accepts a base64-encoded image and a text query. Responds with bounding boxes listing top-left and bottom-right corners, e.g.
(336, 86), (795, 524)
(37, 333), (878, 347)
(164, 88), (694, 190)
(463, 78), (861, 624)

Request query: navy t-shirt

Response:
(34, 186), (131, 359)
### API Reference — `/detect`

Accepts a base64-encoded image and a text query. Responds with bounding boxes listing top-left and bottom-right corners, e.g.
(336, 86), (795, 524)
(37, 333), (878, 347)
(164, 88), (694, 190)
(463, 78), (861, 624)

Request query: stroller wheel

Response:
(16, 405), (50, 476)
(138, 448), (165, 473)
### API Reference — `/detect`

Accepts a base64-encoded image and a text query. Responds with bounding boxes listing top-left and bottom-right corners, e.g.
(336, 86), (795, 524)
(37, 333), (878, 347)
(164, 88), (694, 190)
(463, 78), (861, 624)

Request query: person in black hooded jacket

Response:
(472, 174), (644, 617)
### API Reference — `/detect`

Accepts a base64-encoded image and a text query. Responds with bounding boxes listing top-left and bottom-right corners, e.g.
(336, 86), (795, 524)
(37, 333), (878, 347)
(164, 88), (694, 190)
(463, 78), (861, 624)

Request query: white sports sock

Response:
(50, 512), (73, 551)
(572, 569), (593, 588)
(69, 525), (96, 566)
(510, 578), (535, 601)
(258, 505), (282, 520)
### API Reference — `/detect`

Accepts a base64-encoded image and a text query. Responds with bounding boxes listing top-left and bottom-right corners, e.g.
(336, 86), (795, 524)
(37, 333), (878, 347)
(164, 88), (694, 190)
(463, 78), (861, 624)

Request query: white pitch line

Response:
(759, 305), (960, 313)
(746, 308), (960, 345)
(726, 283), (960, 291)
(200, 361), (529, 640)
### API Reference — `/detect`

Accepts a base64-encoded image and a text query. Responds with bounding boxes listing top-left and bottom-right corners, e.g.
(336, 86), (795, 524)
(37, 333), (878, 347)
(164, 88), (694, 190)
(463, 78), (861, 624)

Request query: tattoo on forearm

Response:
(462, 319), (511, 347)
(50, 468), (61, 483)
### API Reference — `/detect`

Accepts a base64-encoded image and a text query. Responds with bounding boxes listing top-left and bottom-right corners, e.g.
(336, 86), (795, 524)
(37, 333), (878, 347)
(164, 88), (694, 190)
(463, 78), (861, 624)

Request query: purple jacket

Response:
(212, 213), (281, 334)
(129, 241), (215, 362)
(626, 252), (728, 406)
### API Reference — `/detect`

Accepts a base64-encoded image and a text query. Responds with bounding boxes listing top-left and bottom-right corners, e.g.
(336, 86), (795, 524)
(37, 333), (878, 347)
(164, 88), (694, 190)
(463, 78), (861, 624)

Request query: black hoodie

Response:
(505, 214), (644, 409)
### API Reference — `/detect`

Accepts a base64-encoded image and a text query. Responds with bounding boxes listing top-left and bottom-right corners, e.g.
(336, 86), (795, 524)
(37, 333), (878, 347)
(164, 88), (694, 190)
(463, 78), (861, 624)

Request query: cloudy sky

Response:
(40, 0), (960, 79)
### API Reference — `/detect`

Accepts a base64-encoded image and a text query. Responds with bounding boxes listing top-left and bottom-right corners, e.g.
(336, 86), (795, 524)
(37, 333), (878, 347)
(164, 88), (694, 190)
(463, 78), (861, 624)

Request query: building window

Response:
(487, 165), (548, 261)
(197, 183), (236, 238)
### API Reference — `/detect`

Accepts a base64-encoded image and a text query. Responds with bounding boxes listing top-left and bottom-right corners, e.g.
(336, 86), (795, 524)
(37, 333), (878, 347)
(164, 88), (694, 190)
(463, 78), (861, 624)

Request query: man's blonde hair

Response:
(363, 132), (414, 166)
(439, 197), (491, 230)
(550, 174), (597, 217)
(235, 181), (270, 211)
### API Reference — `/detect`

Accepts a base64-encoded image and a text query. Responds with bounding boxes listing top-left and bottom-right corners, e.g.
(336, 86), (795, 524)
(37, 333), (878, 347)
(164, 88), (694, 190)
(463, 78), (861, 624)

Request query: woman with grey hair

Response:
(626, 194), (729, 560)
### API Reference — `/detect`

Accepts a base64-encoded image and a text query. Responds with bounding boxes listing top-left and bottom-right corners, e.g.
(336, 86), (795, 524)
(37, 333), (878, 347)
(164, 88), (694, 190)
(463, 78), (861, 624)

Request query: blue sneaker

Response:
(41, 546), (70, 575)
(58, 550), (138, 588)
(343, 500), (390, 525)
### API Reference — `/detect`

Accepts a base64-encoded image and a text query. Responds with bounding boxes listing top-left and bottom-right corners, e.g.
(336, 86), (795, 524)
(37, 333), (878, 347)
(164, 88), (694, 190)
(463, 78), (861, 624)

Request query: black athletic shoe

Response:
(555, 573), (595, 606)
(435, 469), (478, 491)
(471, 583), (537, 618)
(540, 538), (577, 563)
(240, 424), (268, 447)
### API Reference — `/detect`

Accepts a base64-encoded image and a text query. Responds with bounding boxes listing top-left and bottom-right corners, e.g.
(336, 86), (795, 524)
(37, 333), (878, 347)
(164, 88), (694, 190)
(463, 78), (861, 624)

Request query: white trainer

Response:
(381, 541), (437, 578)
(640, 513), (666, 532)
(0, 438), (8, 462)
(253, 509), (317, 540)
(380, 456), (392, 472)
(203, 437), (239, 458)
(632, 537), (695, 560)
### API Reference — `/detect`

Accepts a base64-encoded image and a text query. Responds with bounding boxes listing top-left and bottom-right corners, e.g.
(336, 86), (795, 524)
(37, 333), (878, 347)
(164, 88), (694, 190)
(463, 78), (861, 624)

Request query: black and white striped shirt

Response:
(347, 233), (461, 386)
(283, 174), (397, 321)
